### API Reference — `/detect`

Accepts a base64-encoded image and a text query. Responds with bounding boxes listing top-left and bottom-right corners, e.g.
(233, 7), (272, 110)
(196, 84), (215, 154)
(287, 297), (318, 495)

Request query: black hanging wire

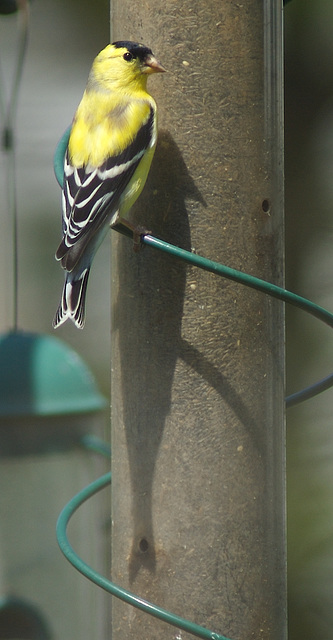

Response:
(0, 0), (29, 330)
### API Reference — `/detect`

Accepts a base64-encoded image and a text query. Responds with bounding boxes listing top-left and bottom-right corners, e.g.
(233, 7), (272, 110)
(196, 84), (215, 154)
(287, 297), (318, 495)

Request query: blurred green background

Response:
(0, 0), (110, 397)
(1, 1), (333, 638)
(286, 2), (333, 638)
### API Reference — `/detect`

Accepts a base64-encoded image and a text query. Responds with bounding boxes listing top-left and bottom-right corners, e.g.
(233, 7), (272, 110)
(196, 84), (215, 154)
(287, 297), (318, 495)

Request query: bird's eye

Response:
(123, 52), (133, 62)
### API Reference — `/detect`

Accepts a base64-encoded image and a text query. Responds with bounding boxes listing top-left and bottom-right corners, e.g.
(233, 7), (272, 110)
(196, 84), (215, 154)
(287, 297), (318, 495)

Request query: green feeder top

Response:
(0, 331), (107, 417)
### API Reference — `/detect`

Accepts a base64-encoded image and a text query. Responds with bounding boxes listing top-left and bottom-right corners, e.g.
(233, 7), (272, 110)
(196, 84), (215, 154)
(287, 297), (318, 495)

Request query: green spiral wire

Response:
(54, 118), (333, 639)
(56, 463), (230, 640)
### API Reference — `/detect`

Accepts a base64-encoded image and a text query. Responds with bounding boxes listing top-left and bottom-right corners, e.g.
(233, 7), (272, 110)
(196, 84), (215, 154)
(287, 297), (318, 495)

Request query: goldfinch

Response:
(53, 41), (165, 329)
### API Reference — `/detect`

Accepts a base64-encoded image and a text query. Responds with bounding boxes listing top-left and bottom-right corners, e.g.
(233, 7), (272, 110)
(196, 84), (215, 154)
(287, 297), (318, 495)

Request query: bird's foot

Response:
(111, 215), (151, 252)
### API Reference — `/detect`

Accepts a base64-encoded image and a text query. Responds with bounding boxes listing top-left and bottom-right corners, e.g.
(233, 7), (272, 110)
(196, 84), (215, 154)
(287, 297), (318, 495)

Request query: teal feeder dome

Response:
(0, 331), (106, 417)
(0, 331), (107, 455)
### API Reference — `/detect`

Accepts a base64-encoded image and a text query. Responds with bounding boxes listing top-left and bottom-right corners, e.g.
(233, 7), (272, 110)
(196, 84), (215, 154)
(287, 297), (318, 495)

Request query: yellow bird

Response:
(53, 41), (165, 329)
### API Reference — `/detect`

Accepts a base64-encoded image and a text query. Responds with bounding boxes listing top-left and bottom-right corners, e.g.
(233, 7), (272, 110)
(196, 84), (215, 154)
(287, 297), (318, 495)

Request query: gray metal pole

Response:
(111, 2), (286, 639)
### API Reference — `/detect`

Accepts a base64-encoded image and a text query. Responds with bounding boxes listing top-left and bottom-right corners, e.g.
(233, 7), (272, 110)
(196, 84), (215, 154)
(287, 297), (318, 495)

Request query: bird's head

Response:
(89, 41), (165, 93)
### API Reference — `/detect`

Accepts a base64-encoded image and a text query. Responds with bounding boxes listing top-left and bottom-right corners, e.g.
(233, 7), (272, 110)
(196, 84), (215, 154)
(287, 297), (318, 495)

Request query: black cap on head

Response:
(112, 41), (153, 62)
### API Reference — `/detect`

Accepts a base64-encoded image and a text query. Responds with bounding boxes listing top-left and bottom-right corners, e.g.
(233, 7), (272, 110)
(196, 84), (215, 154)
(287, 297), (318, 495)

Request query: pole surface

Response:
(111, 2), (285, 639)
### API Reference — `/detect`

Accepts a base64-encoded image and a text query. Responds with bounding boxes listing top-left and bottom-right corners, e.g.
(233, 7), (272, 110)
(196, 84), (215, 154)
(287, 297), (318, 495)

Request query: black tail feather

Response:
(53, 268), (90, 329)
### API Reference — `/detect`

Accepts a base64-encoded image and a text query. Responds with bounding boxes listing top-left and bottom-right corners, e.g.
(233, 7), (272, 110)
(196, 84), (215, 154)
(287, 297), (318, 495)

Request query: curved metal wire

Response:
(56, 468), (231, 640)
(54, 116), (333, 637)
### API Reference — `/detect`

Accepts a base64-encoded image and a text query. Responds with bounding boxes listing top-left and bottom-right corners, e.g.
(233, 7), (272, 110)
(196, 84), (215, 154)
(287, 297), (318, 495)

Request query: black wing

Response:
(56, 106), (155, 268)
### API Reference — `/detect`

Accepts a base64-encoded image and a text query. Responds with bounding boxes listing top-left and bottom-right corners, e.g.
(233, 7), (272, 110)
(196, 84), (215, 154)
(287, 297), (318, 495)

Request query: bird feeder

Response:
(110, 1), (285, 639)
(0, 330), (108, 640)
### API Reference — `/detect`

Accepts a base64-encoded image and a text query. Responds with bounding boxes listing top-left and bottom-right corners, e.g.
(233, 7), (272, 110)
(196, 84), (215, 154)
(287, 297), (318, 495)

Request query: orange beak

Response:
(143, 54), (166, 74)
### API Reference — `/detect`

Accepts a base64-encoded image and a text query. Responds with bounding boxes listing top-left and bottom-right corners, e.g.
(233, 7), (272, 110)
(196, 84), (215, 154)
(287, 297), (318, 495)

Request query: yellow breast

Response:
(68, 92), (155, 168)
